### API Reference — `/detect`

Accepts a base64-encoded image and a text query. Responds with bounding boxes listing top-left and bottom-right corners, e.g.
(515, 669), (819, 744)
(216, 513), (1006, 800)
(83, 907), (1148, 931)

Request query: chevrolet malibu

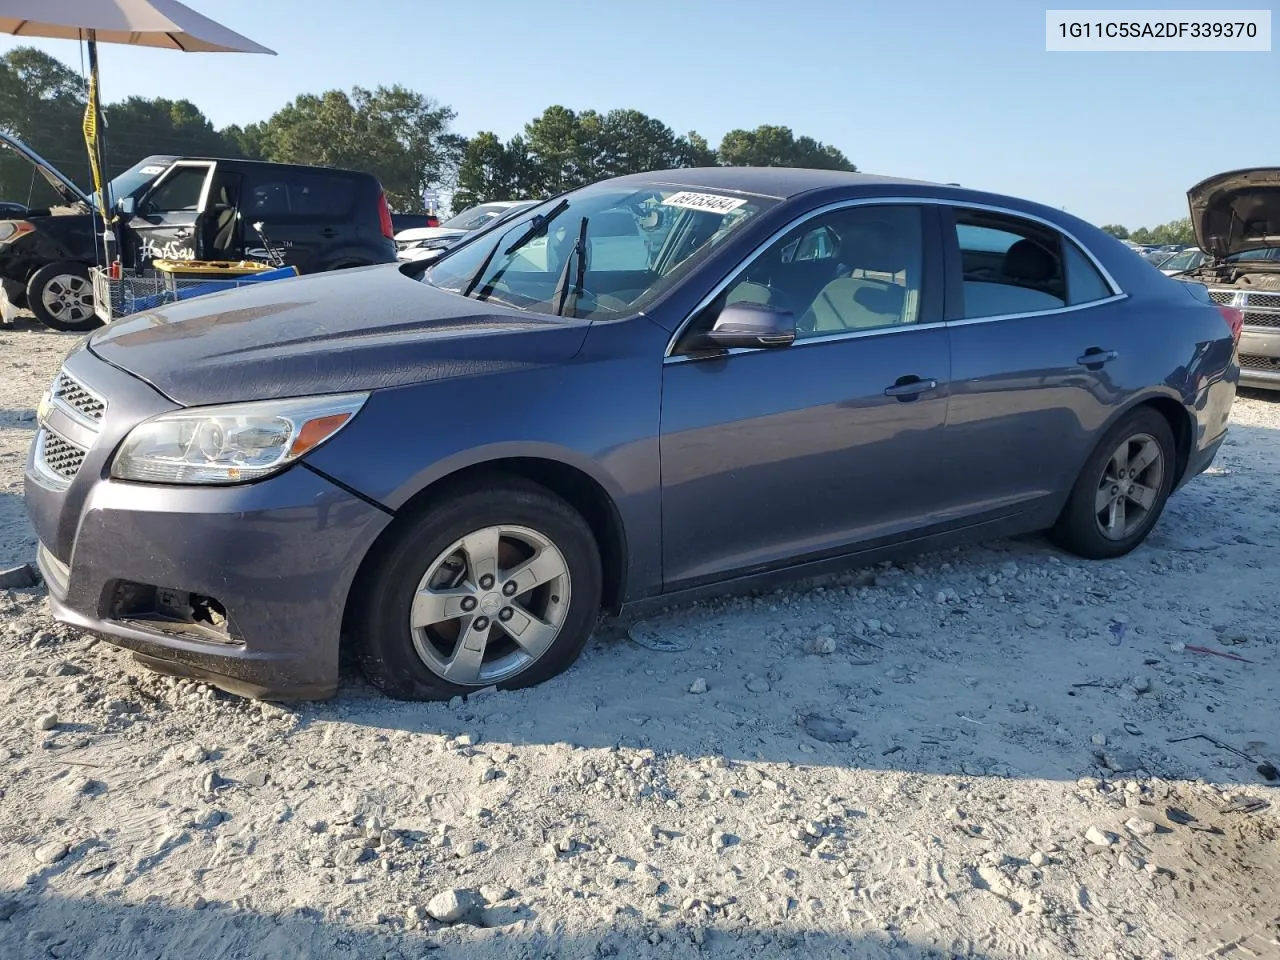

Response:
(25, 168), (1240, 701)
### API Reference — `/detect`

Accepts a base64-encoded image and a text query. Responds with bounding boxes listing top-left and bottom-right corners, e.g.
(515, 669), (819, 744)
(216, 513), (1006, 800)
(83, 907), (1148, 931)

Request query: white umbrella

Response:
(0, 0), (274, 263)
(0, 0), (275, 53)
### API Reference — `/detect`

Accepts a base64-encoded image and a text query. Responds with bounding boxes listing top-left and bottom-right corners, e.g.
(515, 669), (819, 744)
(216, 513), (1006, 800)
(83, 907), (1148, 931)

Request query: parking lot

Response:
(0, 318), (1276, 959)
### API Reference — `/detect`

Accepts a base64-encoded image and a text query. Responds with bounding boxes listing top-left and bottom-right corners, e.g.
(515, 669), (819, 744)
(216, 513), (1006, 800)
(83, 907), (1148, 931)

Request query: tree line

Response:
(1099, 219), (1195, 245)
(0, 47), (854, 216)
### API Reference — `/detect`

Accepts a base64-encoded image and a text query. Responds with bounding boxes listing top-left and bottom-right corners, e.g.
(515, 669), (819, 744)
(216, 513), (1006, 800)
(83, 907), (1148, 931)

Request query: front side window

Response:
(424, 183), (775, 320)
(719, 205), (924, 339)
(141, 165), (209, 214)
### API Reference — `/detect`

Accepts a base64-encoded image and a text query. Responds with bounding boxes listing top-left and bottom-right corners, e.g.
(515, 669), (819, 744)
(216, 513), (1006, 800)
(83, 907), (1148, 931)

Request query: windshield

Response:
(1226, 247), (1280, 262)
(1160, 250), (1202, 271)
(425, 183), (775, 319)
(102, 157), (173, 209)
(442, 203), (530, 231)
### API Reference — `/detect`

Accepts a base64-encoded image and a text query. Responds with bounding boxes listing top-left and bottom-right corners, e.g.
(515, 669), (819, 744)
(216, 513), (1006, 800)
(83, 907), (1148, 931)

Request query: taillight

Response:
(1217, 305), (1244, 343)
(377, 192), (394, 240)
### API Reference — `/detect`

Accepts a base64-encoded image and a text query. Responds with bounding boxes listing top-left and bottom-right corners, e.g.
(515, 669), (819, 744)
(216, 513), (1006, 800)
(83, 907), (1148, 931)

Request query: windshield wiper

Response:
(553, 217), (590, 317)
(466, 198), (571, 301)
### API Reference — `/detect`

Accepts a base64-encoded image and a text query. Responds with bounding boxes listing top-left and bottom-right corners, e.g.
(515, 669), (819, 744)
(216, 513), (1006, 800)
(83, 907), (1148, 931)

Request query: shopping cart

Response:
(91, 259), (299, 323)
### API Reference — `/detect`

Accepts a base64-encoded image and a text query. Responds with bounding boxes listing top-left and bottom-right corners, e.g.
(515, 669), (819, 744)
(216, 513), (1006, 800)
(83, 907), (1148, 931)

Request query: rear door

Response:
(128, 161), (215, 262)
(935, 205), (1140, 521)
(238, 169), (358, 272)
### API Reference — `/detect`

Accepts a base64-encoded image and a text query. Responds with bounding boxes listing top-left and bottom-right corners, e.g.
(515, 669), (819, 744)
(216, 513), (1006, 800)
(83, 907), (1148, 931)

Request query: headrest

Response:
(1003, 239), (1057, 282)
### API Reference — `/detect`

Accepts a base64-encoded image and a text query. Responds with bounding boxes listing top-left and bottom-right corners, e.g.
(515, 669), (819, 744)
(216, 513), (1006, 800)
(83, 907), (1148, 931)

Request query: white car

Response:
(396, 200), (537, 263)
(1157, 247), (1208, 275)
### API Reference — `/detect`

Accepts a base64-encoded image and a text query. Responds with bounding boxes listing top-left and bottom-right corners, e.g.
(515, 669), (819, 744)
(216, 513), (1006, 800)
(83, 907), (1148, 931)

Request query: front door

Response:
(128, 161), (215, 263)
(660, 203), (953, 588)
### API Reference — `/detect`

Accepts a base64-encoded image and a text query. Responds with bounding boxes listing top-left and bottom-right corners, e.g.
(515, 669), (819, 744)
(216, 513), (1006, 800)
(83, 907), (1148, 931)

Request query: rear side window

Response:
(1063, 240), (1113, 305)
(953, 210), (1066, 319)
(244, 172), (356, 220)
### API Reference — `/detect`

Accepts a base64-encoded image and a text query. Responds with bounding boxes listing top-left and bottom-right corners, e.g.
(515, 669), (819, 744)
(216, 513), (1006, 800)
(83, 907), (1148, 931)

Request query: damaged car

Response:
(26, 167), (1240, 701)
(1177, 168), (1280, 389)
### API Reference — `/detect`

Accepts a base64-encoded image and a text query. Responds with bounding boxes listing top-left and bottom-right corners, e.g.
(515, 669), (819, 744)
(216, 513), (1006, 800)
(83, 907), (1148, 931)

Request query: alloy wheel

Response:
(409, 524), (571, 685)
(41, 274), (93, 325)
(1094, 432), (1164, 541)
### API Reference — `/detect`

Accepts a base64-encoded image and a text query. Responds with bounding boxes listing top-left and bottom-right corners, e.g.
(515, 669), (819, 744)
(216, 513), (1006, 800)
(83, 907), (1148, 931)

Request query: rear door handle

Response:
(884, 376), (939, 400)
(1077, 348), (1118, 368)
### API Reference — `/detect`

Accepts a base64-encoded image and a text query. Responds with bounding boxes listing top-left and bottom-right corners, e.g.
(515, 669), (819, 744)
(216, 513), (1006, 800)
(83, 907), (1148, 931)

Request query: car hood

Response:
(1187, 167), (1280, 259)
(0, 130), (89, 206)
(396, 226), (466, 244)
(88, 264), (590, 407)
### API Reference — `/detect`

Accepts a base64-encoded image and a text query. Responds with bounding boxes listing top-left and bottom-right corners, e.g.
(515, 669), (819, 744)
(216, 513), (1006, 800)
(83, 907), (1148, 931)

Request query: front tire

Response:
(27, 261), (101, 332)
(352, 478), (602, 701)
(1049, 407), (1176, 559)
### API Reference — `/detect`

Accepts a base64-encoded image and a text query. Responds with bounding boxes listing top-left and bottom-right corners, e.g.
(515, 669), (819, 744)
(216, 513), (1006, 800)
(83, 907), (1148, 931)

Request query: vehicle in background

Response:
(25, 167), (1238, 702)
(1158, 247), (1208, 275)
(0, 200), (27, 218)
(391, 212), (440, 233)
(396, 200), (537, 263)
(0, 131), (396, 332)
(1176, 168), (1280, 390)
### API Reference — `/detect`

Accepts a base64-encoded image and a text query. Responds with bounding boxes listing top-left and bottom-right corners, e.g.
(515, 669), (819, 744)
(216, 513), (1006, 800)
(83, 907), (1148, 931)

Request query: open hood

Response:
(1187, 167), (1280, 260)
(0, 130), (89, 206)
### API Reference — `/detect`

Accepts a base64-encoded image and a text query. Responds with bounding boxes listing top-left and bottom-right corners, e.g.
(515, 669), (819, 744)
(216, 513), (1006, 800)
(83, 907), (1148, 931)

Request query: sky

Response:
(2, 0), (1277, 228)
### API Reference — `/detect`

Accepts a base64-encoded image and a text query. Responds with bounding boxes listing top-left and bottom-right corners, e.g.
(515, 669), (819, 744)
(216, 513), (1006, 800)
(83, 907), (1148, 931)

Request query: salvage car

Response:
(1176, 168), (1280, 389)
(396, 200), (537, 263)
(0, 131), (396, 332)
(26, 167), (1240, 701)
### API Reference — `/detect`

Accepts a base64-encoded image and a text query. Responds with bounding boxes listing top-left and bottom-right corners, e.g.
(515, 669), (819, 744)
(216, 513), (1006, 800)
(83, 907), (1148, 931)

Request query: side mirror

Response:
(688, 302), (796, 352)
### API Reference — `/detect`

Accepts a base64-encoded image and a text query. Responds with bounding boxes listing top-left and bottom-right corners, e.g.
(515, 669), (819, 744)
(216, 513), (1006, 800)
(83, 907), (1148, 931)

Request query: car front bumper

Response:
(25, 346), (392, 699)
(1238, 325), (1280, 390)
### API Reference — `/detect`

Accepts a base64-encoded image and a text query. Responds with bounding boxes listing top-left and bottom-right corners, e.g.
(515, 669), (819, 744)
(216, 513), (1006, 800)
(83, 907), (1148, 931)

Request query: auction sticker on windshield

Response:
(662, 191), (748, 214)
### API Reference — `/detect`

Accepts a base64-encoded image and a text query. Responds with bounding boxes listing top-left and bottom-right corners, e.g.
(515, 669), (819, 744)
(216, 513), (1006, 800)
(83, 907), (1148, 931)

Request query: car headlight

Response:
(0, 220), (34, 244)
(111, 392), (369, 485)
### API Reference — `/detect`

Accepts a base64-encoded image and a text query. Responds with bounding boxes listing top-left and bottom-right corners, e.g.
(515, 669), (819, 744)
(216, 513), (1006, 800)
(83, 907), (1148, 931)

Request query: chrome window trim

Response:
(664, 320), (949, 364)
(663, 195), (1126, 360)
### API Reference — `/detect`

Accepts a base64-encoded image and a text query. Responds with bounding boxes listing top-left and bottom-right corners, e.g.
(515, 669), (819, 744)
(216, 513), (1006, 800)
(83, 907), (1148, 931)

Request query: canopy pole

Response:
(82, 32), (115, 267)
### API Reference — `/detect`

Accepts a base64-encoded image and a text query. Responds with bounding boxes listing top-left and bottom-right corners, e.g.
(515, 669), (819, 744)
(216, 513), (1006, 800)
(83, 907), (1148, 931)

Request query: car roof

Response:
(163, 157), (377, 180)
(609, 166), (941, 200)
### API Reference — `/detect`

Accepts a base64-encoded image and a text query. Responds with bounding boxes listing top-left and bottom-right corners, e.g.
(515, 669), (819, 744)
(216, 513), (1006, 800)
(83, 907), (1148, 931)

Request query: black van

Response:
(0, 133), (397, 331)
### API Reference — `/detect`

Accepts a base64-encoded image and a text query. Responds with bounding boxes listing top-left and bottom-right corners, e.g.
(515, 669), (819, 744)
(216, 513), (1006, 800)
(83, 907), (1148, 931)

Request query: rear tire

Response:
(351, 478), (602, 701)
(1048, 407), (1176, 559)
(27, 261), (101, 332)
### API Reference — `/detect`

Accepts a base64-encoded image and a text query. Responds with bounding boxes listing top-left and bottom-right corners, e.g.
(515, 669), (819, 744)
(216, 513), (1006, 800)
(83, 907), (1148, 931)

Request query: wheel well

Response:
(1137, 396), (1192, 485)
(349, 458), (628, 622)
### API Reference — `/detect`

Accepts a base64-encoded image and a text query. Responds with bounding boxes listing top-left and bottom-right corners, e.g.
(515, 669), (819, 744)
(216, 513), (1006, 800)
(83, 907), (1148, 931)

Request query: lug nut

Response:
(461, 596), (477, 612)
(502, 581), (518, 597)
(479, 574), (495, 590)
(498, 607), (514, 622)
(473, 616), (489, 632)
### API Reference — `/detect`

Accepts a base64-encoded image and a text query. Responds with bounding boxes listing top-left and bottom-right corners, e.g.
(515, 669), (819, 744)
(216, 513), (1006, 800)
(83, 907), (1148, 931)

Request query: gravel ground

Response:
(0, 318), (1278, 960)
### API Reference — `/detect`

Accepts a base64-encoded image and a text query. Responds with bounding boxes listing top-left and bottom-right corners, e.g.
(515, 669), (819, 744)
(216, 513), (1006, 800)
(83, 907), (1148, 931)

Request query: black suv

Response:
(0, 133), (397, 331)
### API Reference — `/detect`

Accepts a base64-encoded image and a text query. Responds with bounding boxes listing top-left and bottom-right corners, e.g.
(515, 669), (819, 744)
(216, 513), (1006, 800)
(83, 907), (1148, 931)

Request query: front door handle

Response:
(1077, 348), (1118, 368)
(884, 376), (939, 400)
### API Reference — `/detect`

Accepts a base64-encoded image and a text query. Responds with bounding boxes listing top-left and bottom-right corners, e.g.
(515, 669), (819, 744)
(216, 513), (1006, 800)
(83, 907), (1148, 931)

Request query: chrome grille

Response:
(38, 429), (87, 481)
(1208, 287), (1280, 329)
(51, 370), (106, 422)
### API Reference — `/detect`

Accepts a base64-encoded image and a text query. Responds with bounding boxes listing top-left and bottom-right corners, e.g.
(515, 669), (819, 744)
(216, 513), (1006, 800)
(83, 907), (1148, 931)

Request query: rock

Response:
(934, 591), (949, 605)
(448, 696), (464, 709)
(0, 899), (20, 921)
(1125, 817), (1157, 837)
(35, 712), (59, 732)
(1029, 851), (1048, 868)
(479, 766), (500, 784)
(1102, 750), (1141, 774)
(746, 677), (771, 694)
(1129, 675), (1152, 695)
(480, 884), (514, 904)
(1084, 826), (1116, 847)
(804, 636), (836, 656)
(425, 888), (477, 924)
(1024, 614), (1046, 628)
(1076, 776), (1102, 791)
(243, 770), (268, 788)
(688, 678), (708, 695)
(0, 563), (38, 589)
(1091, 733), (1107, 747)
(34, 841), (69, 865)
(799, 714), (855, 743)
